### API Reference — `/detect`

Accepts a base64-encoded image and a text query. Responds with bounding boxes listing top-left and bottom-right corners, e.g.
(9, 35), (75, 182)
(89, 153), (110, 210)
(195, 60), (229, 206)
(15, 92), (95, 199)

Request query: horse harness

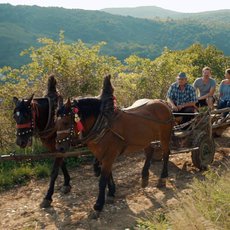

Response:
(56, 100), (173, 157)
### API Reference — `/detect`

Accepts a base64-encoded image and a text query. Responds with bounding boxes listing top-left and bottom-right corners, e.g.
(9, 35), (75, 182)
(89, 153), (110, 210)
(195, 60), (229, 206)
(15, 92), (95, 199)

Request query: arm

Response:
(198, 79), (216, 100)
(167, 97), (178, 111)
(177, 101), (196, 110)
(219, 81), (224, 98)
(167, 84), (179, 111)
(198, 86), (215, 100)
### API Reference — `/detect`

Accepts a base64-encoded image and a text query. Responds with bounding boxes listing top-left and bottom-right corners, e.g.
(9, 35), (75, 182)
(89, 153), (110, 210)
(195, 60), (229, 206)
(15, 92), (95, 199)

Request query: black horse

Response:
(13, 75), (71, 208)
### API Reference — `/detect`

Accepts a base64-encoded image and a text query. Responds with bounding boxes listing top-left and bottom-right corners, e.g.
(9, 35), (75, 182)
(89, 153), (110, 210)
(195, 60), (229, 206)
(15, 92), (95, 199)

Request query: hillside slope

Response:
(0, 4), (230, 68)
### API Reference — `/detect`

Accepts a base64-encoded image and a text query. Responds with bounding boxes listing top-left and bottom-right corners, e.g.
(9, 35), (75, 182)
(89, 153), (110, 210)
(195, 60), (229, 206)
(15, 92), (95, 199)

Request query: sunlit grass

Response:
(137, 160), (230, 230)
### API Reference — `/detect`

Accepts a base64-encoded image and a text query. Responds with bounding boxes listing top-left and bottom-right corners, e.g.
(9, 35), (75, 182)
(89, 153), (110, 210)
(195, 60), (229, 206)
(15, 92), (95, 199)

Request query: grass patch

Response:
(137, 212), (169, 230)
(0, 152), (93, 190)
(136, 161), (230, 230)
(0, 162), (51, 190)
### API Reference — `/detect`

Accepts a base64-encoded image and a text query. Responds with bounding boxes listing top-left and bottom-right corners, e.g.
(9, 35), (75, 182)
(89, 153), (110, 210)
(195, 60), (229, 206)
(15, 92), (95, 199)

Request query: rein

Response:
(80, 112), (109, 143)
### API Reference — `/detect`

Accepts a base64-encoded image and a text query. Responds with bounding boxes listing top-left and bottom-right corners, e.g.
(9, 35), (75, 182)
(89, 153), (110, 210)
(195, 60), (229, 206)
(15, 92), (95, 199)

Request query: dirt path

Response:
(0, 130), (229, 230)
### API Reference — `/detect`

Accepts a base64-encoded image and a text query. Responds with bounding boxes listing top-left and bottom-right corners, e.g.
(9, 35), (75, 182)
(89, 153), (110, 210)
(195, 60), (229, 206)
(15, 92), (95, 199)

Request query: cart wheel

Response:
(191, 133), (215, 170)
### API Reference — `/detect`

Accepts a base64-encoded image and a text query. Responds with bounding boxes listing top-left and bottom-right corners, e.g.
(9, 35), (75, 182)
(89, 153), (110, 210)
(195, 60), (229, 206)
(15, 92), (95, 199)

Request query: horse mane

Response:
(73, 97), (101, 120)
(99, 75), (115, 118)
(43, 74), (62, 127)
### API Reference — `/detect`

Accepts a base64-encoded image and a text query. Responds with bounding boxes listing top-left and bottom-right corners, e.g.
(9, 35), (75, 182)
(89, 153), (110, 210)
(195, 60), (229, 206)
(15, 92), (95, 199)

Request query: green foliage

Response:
(33, 163), (50, 178)
(0, 32), (123, 151)
(0, 162), (31, 189)
(0, 161), (50, 189)
(11, 165), (34, 184)
(113, 44), (230, 105)
(1, 32), (229, 151)
(19, 31), (123, 98)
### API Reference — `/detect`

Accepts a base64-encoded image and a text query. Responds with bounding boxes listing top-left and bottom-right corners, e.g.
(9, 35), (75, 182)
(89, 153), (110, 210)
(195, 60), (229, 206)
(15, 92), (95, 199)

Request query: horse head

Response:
(55, 97), (102, 152)
(13, 94), (35, 148)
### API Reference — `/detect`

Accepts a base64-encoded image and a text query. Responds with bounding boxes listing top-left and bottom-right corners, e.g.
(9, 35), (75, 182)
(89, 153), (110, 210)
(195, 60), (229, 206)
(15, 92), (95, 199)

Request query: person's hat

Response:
(177, 72), (187, 79)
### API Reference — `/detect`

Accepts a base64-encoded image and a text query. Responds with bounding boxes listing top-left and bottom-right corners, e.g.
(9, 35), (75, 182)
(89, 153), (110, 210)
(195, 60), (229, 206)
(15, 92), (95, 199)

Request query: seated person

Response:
(193, 66), (216, 109)
(217, 68), (230, 117)
(167, 72), (197, 124)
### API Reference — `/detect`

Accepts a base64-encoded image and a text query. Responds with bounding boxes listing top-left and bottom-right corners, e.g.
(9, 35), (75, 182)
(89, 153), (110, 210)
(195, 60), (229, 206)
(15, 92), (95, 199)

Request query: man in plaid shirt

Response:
(167, 72), (197, 123)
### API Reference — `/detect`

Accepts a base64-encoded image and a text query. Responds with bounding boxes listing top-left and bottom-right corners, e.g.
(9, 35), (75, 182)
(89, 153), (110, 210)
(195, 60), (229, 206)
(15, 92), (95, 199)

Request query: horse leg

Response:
(157, 147), (170, 188)
(40, 157), (63, 208)
(106, 172), (116, 204)
(91, 160), (113, 218)
(142, 146), (153, 188)
(93, 173), (108, 212)
(60, 160), (71, 194)
(93, 158), (101, 177)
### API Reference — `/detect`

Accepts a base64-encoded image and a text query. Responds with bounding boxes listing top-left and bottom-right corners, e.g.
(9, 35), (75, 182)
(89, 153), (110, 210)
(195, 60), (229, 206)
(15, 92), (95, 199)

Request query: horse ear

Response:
(106, 74), (111, 80)
(58, 95), (63, 109)
(47, 74), (57, 94)
(66, 98), (71, 108)
(13, 97), (19, 105)
(24, 94), (34, 106)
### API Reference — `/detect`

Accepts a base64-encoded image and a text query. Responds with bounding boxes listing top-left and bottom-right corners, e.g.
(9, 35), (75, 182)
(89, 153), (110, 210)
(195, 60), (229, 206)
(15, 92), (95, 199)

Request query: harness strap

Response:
(16, 123), (32, 129)
(43, 97), (52, 131)
(32, 101), (39, 129)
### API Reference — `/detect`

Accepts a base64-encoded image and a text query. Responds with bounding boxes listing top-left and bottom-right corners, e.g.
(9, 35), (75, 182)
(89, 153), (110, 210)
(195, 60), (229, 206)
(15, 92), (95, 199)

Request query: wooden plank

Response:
(0, 148), (91, 162)
(211, 108), (230, 114)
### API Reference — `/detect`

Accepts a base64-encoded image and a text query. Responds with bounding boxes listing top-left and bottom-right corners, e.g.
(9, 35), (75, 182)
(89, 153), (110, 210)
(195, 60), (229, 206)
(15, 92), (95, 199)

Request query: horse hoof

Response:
(61, 185), (71, 194)
(88, 210), (101, 219)
(106, 196), (115, 204)
(157, 178), (167, 188)
(40, 199), (52, 208)
(141, 178), (149, 188)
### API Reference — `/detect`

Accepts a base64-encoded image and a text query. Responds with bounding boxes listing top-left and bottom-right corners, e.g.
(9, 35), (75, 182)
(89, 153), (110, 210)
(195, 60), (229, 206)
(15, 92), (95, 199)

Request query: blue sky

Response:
(0, 0), (230, 13)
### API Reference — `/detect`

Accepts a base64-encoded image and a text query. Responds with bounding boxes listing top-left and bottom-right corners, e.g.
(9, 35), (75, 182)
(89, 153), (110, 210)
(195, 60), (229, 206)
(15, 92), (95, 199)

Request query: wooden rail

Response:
(0, 148), (91, 162)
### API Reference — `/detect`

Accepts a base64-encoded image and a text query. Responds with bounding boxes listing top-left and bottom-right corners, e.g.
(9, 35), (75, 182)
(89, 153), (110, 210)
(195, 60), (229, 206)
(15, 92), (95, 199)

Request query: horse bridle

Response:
(15, 102), (37, 137)
(56, 107), (83, 144)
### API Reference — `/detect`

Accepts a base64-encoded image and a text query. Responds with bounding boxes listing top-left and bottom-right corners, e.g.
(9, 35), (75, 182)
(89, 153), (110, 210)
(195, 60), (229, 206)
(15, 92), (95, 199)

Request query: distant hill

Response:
(101, 6), (230, 22)
(0, 4), (230, 68)
(101, 6), (186, 19)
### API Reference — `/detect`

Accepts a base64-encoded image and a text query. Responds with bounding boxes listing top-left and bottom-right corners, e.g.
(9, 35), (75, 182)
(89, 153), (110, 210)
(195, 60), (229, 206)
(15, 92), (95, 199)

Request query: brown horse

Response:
(12, 75), (71, 208)
(55, 75), (173, 217)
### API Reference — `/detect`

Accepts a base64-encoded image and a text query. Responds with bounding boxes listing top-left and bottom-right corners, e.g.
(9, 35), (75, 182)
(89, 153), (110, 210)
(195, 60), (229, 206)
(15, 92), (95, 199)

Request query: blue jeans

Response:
(217, 99), (230, 117)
